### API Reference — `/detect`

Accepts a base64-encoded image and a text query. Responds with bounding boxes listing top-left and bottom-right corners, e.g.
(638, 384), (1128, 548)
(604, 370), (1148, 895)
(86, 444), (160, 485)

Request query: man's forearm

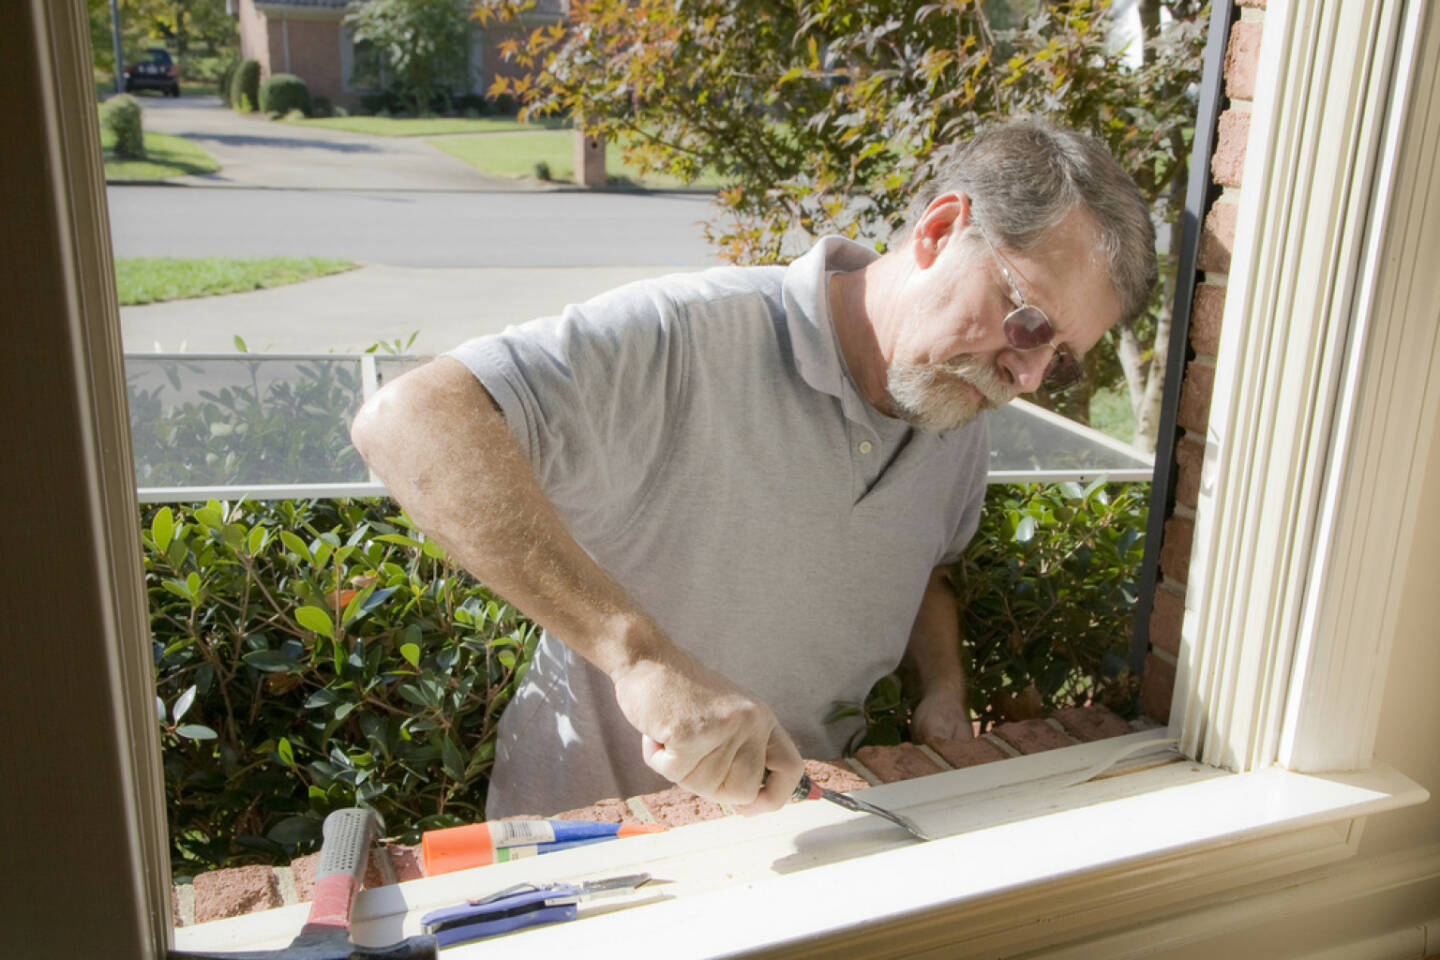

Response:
(904, 566), (968, 699)
(350, 356), (661, 675)
(349, 356), (805, 809)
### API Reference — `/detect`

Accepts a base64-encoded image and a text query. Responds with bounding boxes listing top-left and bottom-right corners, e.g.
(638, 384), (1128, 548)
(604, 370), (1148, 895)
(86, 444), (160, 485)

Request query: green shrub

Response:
(147, 497), (535, 875)
(230, 59), (260, 112)
(837, 480), (1148, 748)
(100, 94), (144, 158)
(217, 61), (238, 101)
(311, 94), (334, 118)
(260, 72), (310, 116)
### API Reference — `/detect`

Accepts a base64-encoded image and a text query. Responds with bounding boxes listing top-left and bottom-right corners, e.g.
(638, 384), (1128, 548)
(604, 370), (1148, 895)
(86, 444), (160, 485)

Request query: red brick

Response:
(1177, 361), (1216, 433)
(1211, 110), (1251, 188)
(1159, 515), (1196, 585)
(552, 797), (642, 824)
(635, 785), (728, 827)
(1053, 705), (1133, 743)
(854, 743), (942, 783)
(1198, 202), (1238, 274)
(992, 719), (1076, 754)
(389, 844), (425, 882)
(1191, 282), (1226, 356)
(927, 736), (1008, 769)
(193, 865), (282, 924)
(290, 852), (319, 901)
(1226, 21), (1263, 100)
(804, 758), (871, 793)
(1148, 585), (1186, 658)
(1141, 653), (1177, 724)
(1174, 434), (1205, 508)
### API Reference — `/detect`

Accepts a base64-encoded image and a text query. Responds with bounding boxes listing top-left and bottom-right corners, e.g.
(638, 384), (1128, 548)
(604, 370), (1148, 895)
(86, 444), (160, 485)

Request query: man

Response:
(350, 120), (1156, 819)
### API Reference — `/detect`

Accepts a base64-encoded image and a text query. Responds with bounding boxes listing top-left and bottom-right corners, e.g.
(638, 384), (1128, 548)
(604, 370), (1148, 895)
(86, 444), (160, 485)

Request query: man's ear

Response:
(910, 192), (972, 268)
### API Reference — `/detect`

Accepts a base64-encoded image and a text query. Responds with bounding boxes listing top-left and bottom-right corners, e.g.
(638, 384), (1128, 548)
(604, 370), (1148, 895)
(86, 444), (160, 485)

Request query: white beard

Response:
(886, 355), (1009, 431)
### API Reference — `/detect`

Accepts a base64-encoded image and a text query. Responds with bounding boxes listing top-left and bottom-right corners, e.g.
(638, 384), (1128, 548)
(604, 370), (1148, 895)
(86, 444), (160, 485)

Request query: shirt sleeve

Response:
(445, 280), (689, 545)
(938, 416), (991, 565)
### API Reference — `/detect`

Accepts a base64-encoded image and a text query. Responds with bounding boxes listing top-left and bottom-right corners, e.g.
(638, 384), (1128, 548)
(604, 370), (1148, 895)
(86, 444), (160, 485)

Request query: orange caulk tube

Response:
(422, 818), (667, 876)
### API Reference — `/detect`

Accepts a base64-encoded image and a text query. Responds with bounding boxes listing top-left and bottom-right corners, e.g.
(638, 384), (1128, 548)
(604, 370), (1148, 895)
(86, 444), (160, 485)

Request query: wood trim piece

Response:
(1, 1), (170, 957)
(1279, 0), (1440, 773)
(1174, 0), (1424, 772)
(174, 764), (1427, 959)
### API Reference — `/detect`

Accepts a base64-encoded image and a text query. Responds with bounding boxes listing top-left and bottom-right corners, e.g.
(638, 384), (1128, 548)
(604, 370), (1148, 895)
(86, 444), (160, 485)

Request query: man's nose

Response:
(997, 346), (1053, 395)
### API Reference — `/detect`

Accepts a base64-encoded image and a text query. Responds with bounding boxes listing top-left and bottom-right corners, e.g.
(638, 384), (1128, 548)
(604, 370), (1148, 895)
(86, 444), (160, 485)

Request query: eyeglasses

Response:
(982, 234), (1085, 390)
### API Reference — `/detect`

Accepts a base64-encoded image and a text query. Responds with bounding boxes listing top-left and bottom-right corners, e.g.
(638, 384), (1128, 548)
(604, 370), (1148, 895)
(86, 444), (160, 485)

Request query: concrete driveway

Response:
(132, 94), (520, 192)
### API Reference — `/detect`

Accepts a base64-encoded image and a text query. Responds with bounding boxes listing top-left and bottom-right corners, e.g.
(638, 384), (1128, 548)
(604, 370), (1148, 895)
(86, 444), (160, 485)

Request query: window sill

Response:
(172, 732), (1427, 958)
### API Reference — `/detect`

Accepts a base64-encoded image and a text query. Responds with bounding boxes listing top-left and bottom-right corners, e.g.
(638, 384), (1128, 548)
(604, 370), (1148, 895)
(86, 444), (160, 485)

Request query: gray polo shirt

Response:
(448, 236), (989, 817)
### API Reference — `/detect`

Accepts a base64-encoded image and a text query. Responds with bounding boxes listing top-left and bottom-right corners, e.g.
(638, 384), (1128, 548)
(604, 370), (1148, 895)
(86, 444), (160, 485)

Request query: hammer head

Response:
(169, 925), (437, 960)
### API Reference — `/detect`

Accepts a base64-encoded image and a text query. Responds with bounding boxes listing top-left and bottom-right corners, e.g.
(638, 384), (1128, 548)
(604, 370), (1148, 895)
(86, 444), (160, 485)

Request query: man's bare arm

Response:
(350, 357), (803, 810)
(904, 565), (974, 743)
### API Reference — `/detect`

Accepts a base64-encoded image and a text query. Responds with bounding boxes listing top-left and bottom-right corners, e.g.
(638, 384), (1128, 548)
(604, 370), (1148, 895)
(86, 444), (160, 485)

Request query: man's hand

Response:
(612, 648), (805, 814)
(912, 685), (974, 745)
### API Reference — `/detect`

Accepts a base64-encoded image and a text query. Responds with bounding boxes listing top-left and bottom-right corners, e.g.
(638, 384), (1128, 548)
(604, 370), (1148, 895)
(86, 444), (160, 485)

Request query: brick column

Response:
(1143, 0), (1266, 723)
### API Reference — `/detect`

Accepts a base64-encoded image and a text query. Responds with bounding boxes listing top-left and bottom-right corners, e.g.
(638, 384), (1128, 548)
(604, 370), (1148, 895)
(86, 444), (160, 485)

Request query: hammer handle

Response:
(306, 808), (375, 930)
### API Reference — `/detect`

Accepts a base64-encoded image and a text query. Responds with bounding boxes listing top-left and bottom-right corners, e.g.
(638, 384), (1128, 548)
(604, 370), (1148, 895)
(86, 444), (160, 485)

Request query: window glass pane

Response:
(126, 356), (367, 487)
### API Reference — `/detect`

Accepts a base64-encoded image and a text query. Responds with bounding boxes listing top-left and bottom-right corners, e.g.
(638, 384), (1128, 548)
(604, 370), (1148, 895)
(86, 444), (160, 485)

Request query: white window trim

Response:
(18, 0), (1437, 955)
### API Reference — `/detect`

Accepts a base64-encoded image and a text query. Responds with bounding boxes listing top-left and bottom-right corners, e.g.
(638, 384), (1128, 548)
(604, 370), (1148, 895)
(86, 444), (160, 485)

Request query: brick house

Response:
(9, 0), (1440, 957)
(234, 0), (565, 110)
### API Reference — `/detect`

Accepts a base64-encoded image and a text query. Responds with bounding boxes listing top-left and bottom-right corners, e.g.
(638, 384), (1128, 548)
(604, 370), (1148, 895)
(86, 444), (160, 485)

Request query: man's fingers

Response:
(642, 734), (703, 785)
(735, 728), (804, 815)
(707, 737), (767, 806)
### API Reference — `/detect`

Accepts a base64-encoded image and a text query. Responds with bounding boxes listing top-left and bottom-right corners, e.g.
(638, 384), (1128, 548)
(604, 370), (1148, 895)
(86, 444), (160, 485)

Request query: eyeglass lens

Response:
(1002, 306), (1083, 389)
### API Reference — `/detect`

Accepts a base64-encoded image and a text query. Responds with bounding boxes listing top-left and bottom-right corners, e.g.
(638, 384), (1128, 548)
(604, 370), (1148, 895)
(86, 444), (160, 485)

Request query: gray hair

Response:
(898, 120), (1158, 322)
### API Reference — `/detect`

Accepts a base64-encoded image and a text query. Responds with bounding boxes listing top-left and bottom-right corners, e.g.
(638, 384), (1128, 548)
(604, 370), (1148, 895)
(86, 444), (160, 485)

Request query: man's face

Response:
(884, 200), (1123, 431)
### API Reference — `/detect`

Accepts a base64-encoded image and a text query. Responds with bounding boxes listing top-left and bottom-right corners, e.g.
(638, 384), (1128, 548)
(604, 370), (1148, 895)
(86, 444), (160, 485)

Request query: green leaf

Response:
(173, 685), (197, 722)
(441, 736), (466, 781)
(176, 724), (217, 741)
(277, 737), (295, 768)
(400, 642), (421, 669)
(421, 536), (446, 561)
(1014, 515), (1037, 543)
(152, 507), (174, 553)
(185, 571), (201, 599)
(296, 605), (335, 639)
(280, 530), (312, 562)
(233, 335), (248, 353)
(266, 815), (320, 848)
(242, 649), (300, 672)
(247, 525), (268, 555)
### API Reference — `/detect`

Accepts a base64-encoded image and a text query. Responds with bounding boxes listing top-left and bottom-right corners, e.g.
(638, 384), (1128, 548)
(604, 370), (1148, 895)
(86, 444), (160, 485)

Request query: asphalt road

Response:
(107, 185), (724, 268)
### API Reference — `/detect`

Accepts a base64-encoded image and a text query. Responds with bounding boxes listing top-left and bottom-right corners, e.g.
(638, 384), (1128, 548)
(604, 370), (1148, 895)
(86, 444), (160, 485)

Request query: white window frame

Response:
(15, 0), (1438, 956)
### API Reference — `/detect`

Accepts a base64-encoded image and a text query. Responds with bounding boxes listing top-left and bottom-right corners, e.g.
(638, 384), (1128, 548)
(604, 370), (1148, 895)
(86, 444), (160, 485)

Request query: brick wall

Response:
(1142, 0), (1266, 723)
(279, 19), (345, 105)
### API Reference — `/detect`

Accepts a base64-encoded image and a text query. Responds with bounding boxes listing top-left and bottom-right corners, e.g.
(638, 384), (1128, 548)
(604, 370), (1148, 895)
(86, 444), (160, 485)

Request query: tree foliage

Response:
(481, 0), (1207, 443)
(89, 0), (237, 75)
(346, 0), (475, 116)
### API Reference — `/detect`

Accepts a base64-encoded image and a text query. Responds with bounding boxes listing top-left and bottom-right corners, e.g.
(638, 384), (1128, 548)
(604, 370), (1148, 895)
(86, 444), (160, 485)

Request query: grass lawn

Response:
(428, 129), (726, 190)
(115, 257), (358, 306)
(101, 129), (221, 180)
(287, 115), (570, 137)
(1088, 385), (1136, 445)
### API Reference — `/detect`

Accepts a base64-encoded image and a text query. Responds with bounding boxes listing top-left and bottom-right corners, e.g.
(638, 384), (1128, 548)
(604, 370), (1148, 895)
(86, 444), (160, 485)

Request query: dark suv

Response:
(124, 48), (180, 97)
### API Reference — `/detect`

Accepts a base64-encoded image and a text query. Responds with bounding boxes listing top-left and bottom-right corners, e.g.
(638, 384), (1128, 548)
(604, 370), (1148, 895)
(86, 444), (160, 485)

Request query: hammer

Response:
(170, 808), (437, 960)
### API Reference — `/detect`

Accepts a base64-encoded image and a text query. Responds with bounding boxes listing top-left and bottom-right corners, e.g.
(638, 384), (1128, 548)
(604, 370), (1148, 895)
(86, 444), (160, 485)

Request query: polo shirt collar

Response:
(781, 236), (881, 421)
